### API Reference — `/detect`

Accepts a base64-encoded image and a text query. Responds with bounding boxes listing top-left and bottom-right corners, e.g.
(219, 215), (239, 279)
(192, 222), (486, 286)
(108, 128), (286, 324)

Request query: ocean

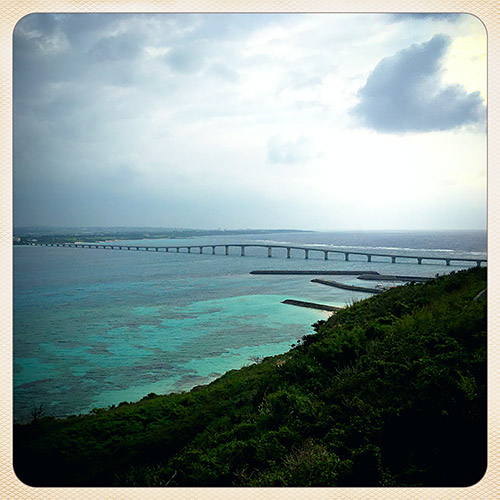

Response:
(13, 230), (486, 422)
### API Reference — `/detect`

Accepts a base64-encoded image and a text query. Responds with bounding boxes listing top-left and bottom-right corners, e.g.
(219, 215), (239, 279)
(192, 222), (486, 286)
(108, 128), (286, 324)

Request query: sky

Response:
(13, 13), (487, 230)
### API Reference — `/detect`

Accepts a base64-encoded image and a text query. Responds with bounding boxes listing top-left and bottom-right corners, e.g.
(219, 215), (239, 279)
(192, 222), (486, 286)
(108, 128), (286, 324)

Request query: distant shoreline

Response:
(13, 228), (309, 246)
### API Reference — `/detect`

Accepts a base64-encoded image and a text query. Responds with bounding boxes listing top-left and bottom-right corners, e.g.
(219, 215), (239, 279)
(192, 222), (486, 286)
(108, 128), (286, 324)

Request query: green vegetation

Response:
(14, 267), (487, 487)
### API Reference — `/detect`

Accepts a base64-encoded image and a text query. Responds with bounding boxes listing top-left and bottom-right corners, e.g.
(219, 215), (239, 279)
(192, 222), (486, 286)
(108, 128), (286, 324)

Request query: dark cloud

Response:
(353, 35), (485, 133)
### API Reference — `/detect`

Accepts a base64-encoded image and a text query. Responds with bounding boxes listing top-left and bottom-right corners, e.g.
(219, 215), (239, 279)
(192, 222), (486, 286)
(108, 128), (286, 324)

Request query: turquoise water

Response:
(13, 230), (486, 422)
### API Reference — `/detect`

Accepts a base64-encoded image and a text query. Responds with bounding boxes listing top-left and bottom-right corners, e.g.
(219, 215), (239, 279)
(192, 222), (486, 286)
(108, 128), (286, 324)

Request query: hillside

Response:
(14, 267), (487, 487)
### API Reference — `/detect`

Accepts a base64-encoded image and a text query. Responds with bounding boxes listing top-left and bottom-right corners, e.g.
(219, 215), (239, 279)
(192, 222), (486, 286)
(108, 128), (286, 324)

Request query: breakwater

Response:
(357, 273), (431, 282)
(311, 279), (382, 294)
(281, 299), (341, 312)
(250, 270), (380, 275)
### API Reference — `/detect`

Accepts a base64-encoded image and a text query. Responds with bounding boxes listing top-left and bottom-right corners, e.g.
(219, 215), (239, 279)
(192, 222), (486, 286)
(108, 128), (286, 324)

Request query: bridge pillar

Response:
(345, 253), (349, 261)
(199, 247), (203, 254)
(177, 247), (179, 252)
(392, 256), (396, 263)
(445, 259), (450, 266)
(367, 255), (372, 262)
(212, 246), (216, 255)
(476, 261), (482, 267)
(417, 258), (422, 265)
(268, 247), (272, 258)
(324, 251), (328, 260)
(188, 247), (191, 253)
(305, 249), (309, 259)
(155, 247), (159, 251)
(241, 246), (245, 256)
(287, 247), (291, 259)
(225, 246), (229, 255)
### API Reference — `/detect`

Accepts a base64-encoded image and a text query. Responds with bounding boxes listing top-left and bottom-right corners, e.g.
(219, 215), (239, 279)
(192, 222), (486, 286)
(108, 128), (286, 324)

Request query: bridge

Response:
(30, 242), (487, 267)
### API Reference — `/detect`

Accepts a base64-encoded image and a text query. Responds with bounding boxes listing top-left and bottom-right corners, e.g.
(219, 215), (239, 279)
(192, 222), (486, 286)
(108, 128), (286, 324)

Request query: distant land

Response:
(13, 227), (309, 246)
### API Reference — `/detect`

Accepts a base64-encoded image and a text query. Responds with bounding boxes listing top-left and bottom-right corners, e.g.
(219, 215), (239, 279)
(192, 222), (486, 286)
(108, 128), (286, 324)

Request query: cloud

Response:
(89, 32), (144, 61)
(352, 34), (485, 133)
(12, 14), (486, 229)
(165, 43), (206, 74)
(267, 136), (312, 164)
(208, 62), (239, 82)
(390, 13), (464, 22)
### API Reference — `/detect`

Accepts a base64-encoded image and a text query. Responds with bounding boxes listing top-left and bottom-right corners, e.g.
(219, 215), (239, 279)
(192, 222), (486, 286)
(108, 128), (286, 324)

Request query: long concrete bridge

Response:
(30, 242), (487, 267)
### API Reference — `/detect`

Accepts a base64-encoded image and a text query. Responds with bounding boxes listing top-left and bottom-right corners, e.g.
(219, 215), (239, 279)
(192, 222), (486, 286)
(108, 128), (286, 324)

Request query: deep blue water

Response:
(13, 230), (486, 422)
